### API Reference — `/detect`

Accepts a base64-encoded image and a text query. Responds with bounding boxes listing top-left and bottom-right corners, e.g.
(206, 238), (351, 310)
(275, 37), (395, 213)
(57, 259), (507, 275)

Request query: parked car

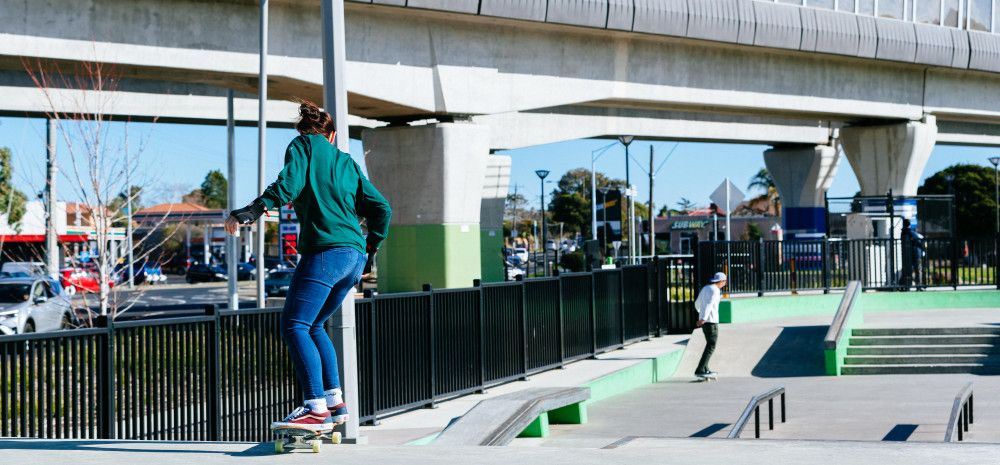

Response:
(1, 261), (46, 277)
(265, 270), (294, 297)
(59, 267), (113, 294)
(512, 248), (528, 263)
(505, 262), (525, 281)
(144, 264), (167, 284)
(0, 277), (75, 335)
(185, 264), (228, 284)
(236, 263), (257, 281)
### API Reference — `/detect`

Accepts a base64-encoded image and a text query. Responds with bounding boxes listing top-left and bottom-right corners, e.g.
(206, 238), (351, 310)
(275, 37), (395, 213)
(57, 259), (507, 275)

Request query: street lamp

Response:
(598, 187), (610, 260)
(990, 156), (1000, 234)
(590, 142), (617, 240)
(618, 136), (634, 261)
(536, 170), (550, 276)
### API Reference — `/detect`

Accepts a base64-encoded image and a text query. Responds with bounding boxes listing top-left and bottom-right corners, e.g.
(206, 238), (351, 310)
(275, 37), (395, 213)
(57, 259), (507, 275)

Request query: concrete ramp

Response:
(674, 316), (831, 378)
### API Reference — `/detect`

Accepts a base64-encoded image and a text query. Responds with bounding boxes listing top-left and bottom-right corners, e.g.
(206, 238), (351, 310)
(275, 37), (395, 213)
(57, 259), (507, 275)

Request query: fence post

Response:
(951, 237), (960, 290)
(204, 304), (221, 441)
(756, 239), (765, 297)
(618, 264), (626, 348)
(995, 235), (999, 291)
(423, 284), (437, 408)
(96, 315), (115, 439)
(822, 237), (831, 294)
(363, 289), (380, 426)
(555, 271), (566, 366)
(590, 270), (598, 357)
(474, 279), (487, 393)
(517, 275), (529, 380)
(654, 257), (663, 337)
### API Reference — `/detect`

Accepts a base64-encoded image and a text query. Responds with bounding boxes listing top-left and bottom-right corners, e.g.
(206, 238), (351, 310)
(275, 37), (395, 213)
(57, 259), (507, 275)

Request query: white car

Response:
(512, 248), (528, 263)
(0, 277), (75, 335)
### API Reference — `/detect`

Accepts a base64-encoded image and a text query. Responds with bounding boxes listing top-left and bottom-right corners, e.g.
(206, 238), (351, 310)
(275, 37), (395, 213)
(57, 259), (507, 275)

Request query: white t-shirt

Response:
(694, 284), (721, 324)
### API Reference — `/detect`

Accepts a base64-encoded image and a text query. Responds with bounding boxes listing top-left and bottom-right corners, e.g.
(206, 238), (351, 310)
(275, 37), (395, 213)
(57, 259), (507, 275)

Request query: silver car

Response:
(0, 277), (75, 335)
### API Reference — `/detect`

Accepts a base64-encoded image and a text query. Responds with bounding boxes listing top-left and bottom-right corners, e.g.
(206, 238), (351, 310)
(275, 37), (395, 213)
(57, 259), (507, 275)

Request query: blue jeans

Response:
(280, 247), (366, 400)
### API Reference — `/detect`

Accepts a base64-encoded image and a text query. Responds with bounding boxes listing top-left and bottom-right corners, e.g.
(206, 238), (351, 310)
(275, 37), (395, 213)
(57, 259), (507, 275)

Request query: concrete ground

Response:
(531, 308), (1000, 447)
(2, 437), (997, 464)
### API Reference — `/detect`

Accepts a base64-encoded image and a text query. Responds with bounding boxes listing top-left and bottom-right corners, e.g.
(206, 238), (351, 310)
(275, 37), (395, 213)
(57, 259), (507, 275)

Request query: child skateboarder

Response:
(694, 272), (727, 379)
(226, 101), (391, 431)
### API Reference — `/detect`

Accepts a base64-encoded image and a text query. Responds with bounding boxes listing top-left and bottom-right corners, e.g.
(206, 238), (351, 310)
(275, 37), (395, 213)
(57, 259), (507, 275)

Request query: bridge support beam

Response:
(840, 116), (938, 196)
(764, 144), (840, 239)
(480, 155), (511, 283)
(364, 123), (489, 292)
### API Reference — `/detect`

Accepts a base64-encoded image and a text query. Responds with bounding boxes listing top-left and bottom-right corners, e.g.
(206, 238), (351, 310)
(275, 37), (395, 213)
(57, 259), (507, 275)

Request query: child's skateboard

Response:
(271, 426), (341, 453)
(695, 373), (718, 382)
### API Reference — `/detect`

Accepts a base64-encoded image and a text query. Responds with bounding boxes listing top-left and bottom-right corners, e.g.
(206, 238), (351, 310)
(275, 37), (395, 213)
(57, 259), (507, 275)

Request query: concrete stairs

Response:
(843, 327), (1000, 375)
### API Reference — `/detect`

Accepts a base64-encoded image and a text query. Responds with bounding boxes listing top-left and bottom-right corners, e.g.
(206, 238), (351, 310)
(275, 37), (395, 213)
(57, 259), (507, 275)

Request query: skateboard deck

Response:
(695, 374), (718, 382)
(271, 426), (341, 453)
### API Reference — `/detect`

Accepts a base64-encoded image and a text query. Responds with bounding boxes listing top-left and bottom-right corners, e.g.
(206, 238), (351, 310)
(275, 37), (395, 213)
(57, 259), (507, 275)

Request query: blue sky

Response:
(1, 115), (997, 212)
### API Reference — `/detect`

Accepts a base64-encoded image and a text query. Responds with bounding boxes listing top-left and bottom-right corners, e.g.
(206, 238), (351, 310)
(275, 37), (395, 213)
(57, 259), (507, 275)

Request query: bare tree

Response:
(23, 57), (181, 319)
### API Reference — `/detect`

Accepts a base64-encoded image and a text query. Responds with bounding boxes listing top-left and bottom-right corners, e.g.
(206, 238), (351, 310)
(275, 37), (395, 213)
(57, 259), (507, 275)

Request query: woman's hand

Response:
(224, 215), (240, 236)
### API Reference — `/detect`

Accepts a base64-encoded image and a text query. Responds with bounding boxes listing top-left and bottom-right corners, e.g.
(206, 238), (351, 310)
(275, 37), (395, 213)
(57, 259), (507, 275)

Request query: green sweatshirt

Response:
(258, 134), (391, 255)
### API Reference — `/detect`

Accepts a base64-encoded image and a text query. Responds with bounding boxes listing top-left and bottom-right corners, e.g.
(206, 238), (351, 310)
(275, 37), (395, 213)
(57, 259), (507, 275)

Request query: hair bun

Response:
(295, 100), (335, 136)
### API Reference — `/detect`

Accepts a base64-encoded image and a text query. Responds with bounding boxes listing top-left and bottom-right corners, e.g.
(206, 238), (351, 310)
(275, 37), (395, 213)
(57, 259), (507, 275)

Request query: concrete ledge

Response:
(721, 290), (1000, 324)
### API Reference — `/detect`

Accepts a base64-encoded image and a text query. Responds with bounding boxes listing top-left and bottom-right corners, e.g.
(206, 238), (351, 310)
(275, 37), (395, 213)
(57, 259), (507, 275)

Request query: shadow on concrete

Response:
(0, 440), (270, 457)
(750, 326), (827, 378)
(882, 424), (918, 441)
(689, 423), (730, 438)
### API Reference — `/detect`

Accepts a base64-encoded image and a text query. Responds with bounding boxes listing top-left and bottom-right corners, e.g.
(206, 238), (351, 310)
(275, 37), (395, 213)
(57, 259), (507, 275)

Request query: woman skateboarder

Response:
(225, 101), (391, 431)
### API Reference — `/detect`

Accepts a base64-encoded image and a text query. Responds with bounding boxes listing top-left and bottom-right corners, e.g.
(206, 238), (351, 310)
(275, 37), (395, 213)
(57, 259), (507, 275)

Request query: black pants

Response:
(696, 323), (718, 374)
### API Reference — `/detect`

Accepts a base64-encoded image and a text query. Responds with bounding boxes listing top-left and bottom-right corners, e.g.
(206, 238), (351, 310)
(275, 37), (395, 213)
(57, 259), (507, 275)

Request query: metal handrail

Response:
(945, 382), (974, 442)
(727, 386), (786, 439)
(823, 281), (862, 350)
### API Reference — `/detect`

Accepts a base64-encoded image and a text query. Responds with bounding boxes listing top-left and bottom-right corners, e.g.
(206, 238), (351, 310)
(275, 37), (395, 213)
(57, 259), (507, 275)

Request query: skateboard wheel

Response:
(274, 441), (284, 453)
(311, 439), (322, 453)
(330, 432), (342, 445)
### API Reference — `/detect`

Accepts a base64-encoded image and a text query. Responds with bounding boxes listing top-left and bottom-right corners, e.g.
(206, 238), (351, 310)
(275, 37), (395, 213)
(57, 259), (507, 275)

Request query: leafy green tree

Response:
(0, 147), (28, 225)
(547, 168), (626, 238)
(918, 164), (997, 238)
(183, 170), (228, 208)
(744, 223), (762, 241)
(199, 170), (228, 209)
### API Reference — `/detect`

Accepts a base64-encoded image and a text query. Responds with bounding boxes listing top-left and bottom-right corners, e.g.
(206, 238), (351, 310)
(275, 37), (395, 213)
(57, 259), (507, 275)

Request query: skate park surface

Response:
(6, 295), (1000, 463)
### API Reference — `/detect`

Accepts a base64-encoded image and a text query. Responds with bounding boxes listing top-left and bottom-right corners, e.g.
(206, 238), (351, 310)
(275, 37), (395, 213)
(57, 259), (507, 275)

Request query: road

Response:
(72, 278), (260, 320)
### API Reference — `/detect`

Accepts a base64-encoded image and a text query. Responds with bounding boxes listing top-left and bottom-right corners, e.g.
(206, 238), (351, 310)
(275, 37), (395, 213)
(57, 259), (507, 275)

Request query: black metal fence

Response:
(698, 237), (999, 295)
(1, 259), (699, 441)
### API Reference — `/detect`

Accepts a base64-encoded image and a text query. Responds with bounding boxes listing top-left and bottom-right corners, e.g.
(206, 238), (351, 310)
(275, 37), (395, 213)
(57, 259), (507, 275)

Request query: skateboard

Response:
(271, 426), (341, 453)
(695, 374), (718, 382)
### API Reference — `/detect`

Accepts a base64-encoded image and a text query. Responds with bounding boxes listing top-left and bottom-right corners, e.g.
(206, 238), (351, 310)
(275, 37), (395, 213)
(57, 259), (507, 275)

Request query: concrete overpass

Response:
(2, 0), (1000, 289)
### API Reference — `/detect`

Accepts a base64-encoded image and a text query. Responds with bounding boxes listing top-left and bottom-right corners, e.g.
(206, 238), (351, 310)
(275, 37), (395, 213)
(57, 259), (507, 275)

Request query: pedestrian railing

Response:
(727, 386), (787, 439)
(699, 237), (999, 296)
(945, 382), (974, 442)
(2, 260), (700, 441)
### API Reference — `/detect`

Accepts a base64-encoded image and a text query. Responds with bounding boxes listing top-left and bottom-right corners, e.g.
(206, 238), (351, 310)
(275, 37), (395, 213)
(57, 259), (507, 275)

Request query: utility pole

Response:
(45, 119), (58, 279)
(649, 145), (655, 257)
(510, 184), (521, 242)
(255, 0), (269, 308)
(226, 89), (238, 312)
(126, 150), (134, 288)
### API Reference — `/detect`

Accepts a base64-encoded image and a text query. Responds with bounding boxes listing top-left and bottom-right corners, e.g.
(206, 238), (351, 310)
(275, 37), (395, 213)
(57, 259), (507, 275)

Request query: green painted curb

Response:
(518, 412), (550, 438)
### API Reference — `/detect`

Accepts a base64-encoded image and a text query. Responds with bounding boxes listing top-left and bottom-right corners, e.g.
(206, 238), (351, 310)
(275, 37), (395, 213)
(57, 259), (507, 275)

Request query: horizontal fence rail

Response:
(2, 259), (699, 440)
(700, 237), (998, 296)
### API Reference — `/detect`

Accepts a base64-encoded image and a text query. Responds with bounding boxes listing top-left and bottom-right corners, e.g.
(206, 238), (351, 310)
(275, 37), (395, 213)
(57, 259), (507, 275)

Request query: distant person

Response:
(694, 272), (727, 378)
(901, 219), (924, 289)
(225, 101), (391, 432)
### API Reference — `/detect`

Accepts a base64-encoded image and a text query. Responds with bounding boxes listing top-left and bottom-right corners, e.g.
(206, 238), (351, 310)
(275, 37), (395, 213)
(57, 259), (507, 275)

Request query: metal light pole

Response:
(990, 156), (1000, 235)
(255, 0), (268, 308)
(45, 119), (58, 279)
(125, 150), (134, 288)
(536, 170), (550, 276)
(590, 142), (616, 240)
(618, 136), (634, 262)
(598, 187), (610, 259)
(226, 89), (239, 312)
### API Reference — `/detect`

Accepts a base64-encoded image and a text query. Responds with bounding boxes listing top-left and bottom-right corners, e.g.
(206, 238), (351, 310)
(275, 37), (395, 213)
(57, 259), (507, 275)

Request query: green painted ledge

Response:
(721, 290), (1000, 325)
(407, 346), (686, 445)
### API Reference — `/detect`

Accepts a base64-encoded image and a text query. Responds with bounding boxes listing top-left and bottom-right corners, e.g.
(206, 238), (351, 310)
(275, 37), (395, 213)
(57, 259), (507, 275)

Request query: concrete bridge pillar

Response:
(363, 123), (490, 292)
(480, 155), (511, 283)
(840, 116), (937, 196)
(764, 144), (840, 239)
